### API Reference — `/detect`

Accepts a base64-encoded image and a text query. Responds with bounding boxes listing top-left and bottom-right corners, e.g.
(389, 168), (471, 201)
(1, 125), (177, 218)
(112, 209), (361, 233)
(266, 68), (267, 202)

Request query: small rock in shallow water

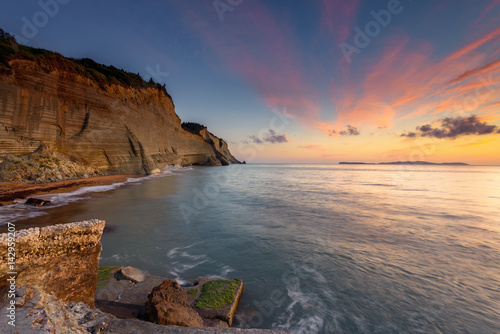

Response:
(25, 197), (52, 207)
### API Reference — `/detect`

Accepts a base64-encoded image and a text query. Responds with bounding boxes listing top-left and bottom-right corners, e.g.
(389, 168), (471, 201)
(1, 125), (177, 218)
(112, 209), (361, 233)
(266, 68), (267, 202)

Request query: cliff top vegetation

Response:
(0, 28), (171, 99)
(181, 122), (225, 143)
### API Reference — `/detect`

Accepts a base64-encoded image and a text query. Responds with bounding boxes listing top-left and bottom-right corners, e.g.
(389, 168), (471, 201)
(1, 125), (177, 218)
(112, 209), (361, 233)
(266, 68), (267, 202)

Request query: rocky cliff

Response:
(0, 35), (241, 180)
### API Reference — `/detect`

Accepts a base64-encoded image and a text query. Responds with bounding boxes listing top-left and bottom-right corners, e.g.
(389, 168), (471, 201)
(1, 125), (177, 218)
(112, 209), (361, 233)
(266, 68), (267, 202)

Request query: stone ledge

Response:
(0, 219), (105, 261)
(0, 220), (105, 307)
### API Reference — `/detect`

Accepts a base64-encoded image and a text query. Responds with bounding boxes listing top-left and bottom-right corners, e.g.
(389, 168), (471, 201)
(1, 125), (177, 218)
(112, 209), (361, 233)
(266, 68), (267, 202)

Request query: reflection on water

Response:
(8, 164), (500, 333)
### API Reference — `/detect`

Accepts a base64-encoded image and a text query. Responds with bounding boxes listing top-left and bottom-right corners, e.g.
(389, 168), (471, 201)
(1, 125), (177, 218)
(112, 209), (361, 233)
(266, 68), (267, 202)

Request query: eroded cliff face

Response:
(0, 57), (240, 176)
(199, 128), (240, 165)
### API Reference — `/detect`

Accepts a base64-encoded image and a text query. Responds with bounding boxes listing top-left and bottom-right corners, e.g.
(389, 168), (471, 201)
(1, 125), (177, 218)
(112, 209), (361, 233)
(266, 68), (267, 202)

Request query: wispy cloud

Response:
(319, 0), (361, 43)
(174, 1), (500, 142)
(298, 145), (323, 150)
(328, 21), (500, 132)
(447, 59), (500, 85)
(174, 1), (321, 126)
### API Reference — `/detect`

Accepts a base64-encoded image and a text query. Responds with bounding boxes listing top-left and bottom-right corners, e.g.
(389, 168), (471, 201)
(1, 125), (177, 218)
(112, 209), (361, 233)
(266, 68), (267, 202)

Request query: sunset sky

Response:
(2, 0), (500, 164)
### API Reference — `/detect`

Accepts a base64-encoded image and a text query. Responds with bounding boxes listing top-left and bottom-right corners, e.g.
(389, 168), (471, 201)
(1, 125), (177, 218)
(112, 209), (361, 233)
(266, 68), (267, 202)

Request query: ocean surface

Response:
(3, 164), (500, 333)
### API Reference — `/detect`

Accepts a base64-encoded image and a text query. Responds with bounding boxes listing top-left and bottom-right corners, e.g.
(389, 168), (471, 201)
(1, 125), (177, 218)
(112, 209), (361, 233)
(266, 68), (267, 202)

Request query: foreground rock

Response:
(0, 219), (105, 307)
(0, 286), (289, 334)
(0, 222), (289, 333)
(146, 279), (205, 327)
(96, 267), (244, 328)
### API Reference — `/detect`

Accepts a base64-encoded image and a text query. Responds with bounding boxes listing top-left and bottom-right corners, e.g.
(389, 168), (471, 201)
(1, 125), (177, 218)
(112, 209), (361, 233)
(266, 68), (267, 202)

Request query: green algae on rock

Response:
(97, 266), (119, 288)
(195, 279), (241, 310)
(187, 288), (198, 296)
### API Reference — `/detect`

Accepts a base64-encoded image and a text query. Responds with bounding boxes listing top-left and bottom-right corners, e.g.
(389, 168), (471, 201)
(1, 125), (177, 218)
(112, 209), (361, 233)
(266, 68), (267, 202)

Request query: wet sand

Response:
(0, 174), (139, 206)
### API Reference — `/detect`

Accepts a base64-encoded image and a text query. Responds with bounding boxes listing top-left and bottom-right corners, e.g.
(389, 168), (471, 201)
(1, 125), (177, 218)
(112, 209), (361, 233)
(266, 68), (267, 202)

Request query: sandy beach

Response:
(0, 174), (139, 206)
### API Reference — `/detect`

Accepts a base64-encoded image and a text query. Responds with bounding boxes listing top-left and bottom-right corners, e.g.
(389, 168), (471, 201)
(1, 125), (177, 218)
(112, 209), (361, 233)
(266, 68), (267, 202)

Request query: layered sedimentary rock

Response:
(199, 128), (240, 165)
(0, 51), (240, 177)
(0, 219), (105, 307)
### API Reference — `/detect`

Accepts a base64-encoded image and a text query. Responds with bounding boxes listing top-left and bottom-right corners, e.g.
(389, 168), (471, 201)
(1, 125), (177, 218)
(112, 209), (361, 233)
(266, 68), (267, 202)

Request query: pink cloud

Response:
(473, 0), (500, 27)
(327, 23), (500, 134)
(174, 1), (321, 126)
(173, 1), (499, 138)
(446, 25), (500, 61)
(447, 59), (500, 85)
(320, 0), (361, 43)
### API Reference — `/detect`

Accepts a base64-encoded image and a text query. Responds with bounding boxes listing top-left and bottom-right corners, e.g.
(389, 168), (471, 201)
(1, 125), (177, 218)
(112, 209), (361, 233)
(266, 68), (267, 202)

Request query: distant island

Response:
(339, 161), (469, 166)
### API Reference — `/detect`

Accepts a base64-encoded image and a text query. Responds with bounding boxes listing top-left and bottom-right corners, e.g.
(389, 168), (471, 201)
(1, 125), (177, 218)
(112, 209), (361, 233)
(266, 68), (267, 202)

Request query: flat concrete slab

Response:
(183, 277), (244, 327)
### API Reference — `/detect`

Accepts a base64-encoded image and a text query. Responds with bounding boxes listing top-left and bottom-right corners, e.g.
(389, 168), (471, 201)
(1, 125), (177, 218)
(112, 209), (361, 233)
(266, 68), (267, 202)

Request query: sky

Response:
(1, 0), (500, 164)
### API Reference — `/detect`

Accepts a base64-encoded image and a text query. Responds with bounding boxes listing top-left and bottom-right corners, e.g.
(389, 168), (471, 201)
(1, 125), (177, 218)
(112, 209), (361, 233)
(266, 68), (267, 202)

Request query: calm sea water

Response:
(6, 164), (500, 333)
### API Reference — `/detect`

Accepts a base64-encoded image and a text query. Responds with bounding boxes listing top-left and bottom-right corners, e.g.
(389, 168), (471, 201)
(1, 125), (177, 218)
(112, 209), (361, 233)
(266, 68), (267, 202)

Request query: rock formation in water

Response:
(0, 33), (241, 182)
(146, 279), (205, 327)
(0, 221), (288, 333)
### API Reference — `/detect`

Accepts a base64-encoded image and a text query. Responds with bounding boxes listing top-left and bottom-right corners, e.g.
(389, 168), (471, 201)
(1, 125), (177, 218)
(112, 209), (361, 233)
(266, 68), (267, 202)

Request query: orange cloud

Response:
(447, 59), (500, 85)
(446, 26), (500, 61)
(330, 23), (500, 132)
(298, 145), (324, 150)
(458, 138), (495, 147)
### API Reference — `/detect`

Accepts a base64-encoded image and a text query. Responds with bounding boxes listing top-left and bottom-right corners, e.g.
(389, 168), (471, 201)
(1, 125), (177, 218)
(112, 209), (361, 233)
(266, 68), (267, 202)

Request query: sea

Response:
(2, 164), (500, 334)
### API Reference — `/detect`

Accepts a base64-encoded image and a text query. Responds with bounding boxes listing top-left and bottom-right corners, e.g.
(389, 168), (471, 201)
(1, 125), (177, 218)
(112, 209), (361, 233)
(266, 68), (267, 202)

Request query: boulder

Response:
(146, 279), (204, 328)
(116, 266), (146, 283)
(25, 197), (52, 207)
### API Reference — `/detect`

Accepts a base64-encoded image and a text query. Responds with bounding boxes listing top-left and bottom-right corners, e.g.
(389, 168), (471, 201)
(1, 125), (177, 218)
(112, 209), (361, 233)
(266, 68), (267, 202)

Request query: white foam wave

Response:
(0, 166), (193, 225)
(273, 264), (341, 334)
(107, 253), (129, 262)
(166, 245), (235, 283)
(167, 243), (196, 257)
(0, 204), (47, 225)
(172, 260), (209, 274)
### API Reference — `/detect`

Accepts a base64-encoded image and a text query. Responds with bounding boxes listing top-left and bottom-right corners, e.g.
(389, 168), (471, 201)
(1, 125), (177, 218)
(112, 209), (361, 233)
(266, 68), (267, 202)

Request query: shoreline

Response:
(0, 174), (140, 206)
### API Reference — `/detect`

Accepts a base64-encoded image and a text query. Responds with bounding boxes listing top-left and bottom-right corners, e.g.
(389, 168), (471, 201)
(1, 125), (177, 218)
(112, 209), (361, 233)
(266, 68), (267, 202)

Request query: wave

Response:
(272, 263), (343, 334)
(166, 244), (235, 285)
(0, 166), (190, 225)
